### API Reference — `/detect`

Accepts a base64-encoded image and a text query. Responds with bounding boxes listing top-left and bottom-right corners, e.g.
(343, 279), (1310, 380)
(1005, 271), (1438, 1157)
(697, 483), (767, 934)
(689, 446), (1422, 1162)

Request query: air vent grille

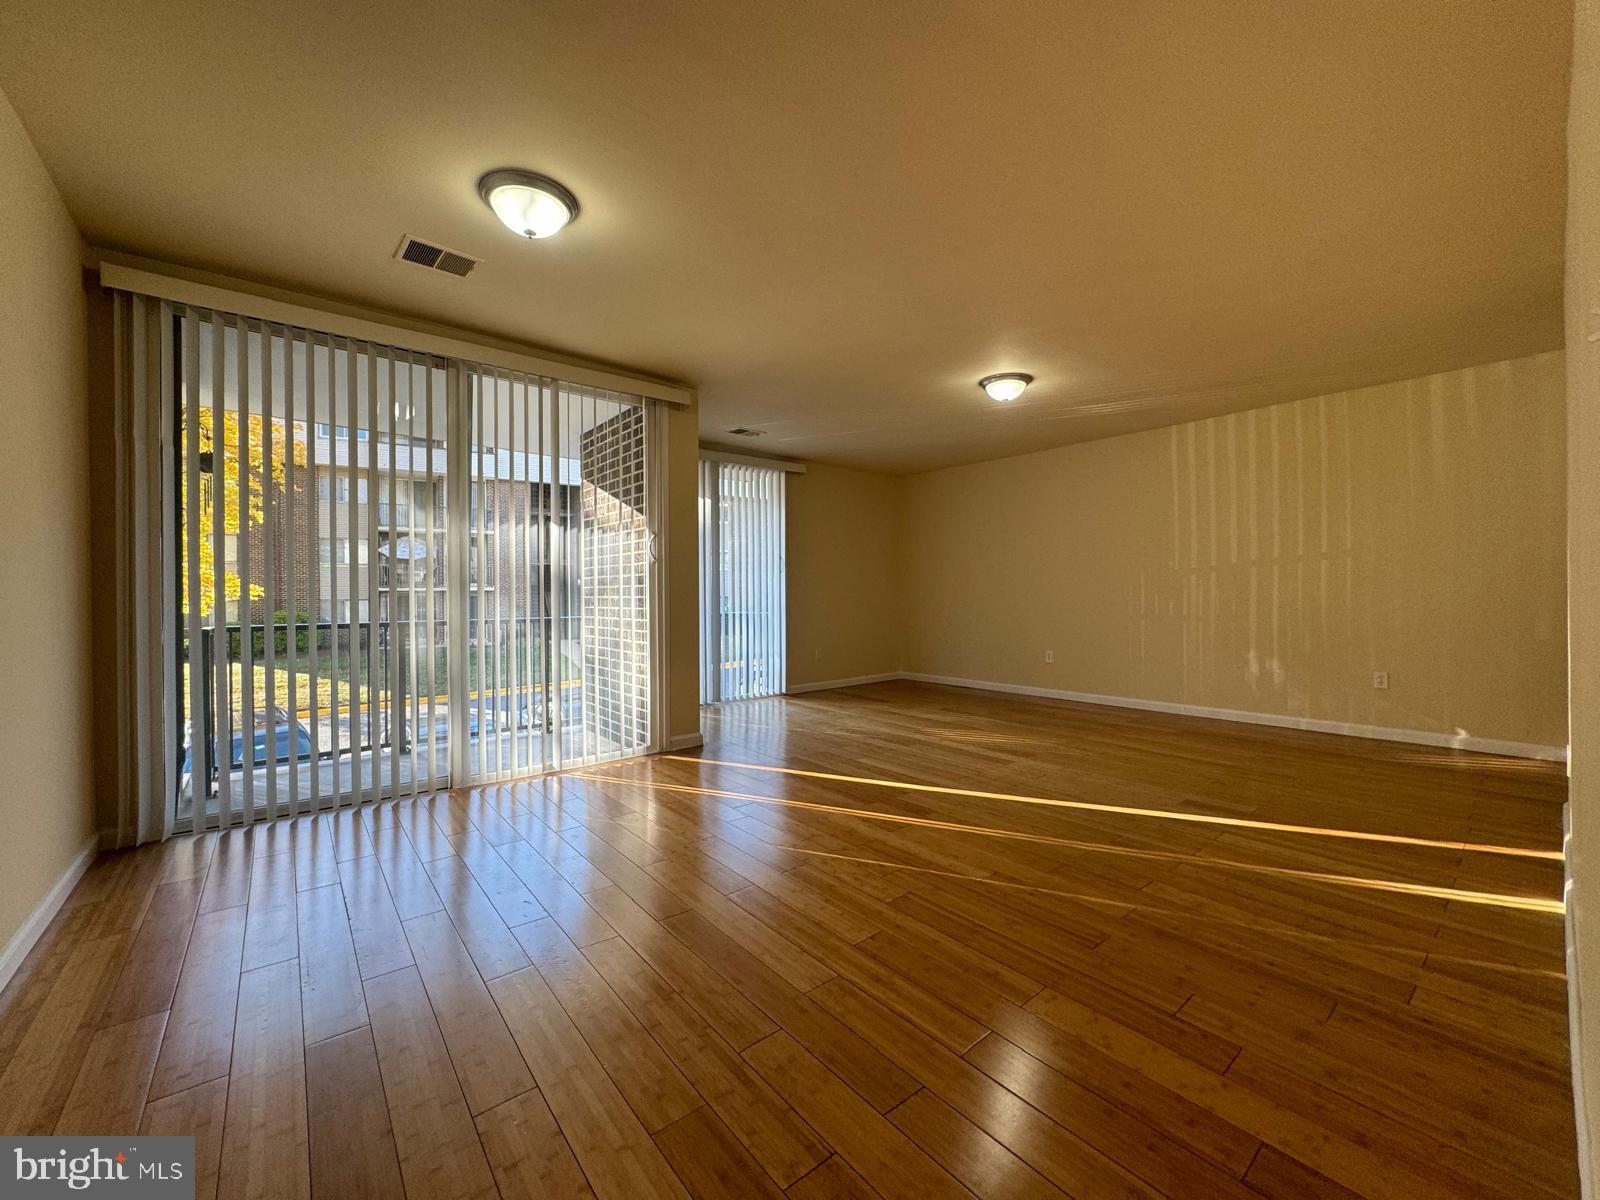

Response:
(435, 250), (477, 277)
(395, 235), (480, 278)
(399, 238), (443, 268)
(727, 427), (765, 438)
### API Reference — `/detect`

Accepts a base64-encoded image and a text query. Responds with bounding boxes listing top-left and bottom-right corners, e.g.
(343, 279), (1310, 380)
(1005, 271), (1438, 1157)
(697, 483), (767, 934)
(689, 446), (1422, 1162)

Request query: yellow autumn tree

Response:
(181, 412), (308, 617)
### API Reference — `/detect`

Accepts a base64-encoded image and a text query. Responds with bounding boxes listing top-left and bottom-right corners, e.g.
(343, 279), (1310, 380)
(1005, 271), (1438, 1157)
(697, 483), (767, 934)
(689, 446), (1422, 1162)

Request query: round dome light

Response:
(979, 372), (1033, 402)
(478, 169), (580, 239)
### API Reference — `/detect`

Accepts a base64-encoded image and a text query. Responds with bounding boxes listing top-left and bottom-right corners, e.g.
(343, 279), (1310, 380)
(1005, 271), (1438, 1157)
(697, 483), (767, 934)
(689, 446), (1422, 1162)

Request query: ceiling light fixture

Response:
(478, 169), (580, 239)
(979, 372), (1033, 402)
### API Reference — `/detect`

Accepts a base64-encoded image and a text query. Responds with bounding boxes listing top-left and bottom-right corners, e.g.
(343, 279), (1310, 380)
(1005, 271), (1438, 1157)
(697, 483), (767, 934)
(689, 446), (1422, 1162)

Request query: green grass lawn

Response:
(181, 644), (579, 719)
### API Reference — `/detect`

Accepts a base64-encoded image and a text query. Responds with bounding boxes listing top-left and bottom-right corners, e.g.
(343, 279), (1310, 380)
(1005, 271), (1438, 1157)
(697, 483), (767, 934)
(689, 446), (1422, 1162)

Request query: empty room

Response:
(2, 2), (1598, 1198)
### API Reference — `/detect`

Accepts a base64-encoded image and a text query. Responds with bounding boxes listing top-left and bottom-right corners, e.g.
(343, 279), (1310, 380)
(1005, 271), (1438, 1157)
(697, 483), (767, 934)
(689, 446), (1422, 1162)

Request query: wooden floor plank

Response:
(337, 853), (415, 980)
(886, 1088), (1069, 1200)
(147, 905), (248, 1100)
(422, 851), (533, 980)
(495, 836), (619, 946)
(364, 965), (499, 1200)
(787, 1156), (883, 1200)
(296, 882), (369, 1045)
(450, 827), (549, 927)
(141, 1078), (227, 1200)
(514, 917), (701, 1133)
(1243, 1143), (1364, 1200)
(965, 1030), (1263, 1199)
(583, 933), (831, 1187)
(218, 958), (311, 1200)
(198, 829), (253, 913)
(289, 814), (341, 892)
(241, 850), (299, 971)
(404, 908), (535, 1115)
(584, 883), (778, 1051)
(366, 817), (446, 921)
(728, 882), (987, 1053)
(976, 1005), (1262, 1174)
(0, 904), (99, 1071)
(53, 1011), (167, 1133)
(98, 876), (203, 1027)
(306, 1025), (405, 1199)
(488, 963), (692, 1200)
(811, 976), (1166, 1200)
(325, 807), (373, 861)
(664, 907), (920, 1113)
(0, 929), (129, 1133)
(476, 1087), (597, 1200)
(744, 1030), (975, 1200)
(655, 1104), (787, 1200)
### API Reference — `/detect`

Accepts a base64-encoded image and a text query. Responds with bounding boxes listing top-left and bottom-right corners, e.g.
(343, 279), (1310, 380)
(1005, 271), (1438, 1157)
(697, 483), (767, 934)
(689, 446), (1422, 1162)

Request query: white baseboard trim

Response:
(785, 672), (902, 695)
(666, 732), (705, 752)
(0, 832), (99, 995)
(900, 672), (1569, 762)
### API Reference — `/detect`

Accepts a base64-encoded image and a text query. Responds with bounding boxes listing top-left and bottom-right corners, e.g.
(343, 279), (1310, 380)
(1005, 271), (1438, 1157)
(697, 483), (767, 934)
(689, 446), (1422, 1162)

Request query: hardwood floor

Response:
(0, 680), (1577, 1198)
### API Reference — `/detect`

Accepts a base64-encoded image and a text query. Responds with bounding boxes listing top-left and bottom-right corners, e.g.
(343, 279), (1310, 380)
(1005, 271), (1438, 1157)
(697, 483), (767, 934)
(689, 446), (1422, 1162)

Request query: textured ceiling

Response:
(0, 0), (1571, 473)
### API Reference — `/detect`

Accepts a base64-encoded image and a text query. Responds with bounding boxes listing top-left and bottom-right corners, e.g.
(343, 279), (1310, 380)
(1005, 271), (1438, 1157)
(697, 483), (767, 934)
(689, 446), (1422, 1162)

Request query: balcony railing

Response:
(183, 616), (587, 796)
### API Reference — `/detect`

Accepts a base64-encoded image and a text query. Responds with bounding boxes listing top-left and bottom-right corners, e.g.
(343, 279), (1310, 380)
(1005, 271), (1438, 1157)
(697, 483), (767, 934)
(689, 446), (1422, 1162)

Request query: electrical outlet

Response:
(1044, 650), (1054, 664)
(1372, 671), (1389, 690)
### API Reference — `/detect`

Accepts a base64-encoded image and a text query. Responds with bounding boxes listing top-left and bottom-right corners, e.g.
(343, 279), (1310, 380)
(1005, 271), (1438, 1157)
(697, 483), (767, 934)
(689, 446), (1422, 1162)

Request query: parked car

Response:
(180, 706), (314, 780)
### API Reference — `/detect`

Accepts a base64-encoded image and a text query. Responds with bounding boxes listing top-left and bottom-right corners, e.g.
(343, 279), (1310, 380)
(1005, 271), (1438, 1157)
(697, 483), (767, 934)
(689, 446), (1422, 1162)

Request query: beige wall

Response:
(1566, 0), (1600, 1182)
(0, 87), (95, 956)
(786, 463), (903, 688)
(901, 353), (1568, 750)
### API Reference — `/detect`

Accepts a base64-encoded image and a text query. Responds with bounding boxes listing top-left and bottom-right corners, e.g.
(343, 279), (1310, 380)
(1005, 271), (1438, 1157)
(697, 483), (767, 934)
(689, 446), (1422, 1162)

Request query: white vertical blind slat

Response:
(112, 294), (130, 843)
(698, 459), (786, 704)
(111, 293), (177, 846)
(307, 333), (324, 816)
(340, 339), (355, 813)
(520, 374), (533, 778)
(546, 381), (562, 773)
(182, 311), (203, 835)
(777, 467), (788, 693)
(404, 353), (420, 804)
(364, 345), (379, 807)
(263, 324), (279, 820)
(483, 370), (497, 779)
(385, 353), (400, 803)
(539, 378), (550, 762)
(238, 317), (256, 827)
(424, 357), (439, 794)
(285, 329), (301, 820)
(472, 371), (487, 778)
(210, 313), (232, 829)
(582, 387), (593, 765)
(505, 371), (519, 777)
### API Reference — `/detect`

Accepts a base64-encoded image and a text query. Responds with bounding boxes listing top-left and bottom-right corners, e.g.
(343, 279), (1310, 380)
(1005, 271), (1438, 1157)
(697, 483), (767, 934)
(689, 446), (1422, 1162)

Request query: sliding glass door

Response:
(461, 371), (654, 783)
(173, 305), (655, 829)
(699, 458), (786, 702)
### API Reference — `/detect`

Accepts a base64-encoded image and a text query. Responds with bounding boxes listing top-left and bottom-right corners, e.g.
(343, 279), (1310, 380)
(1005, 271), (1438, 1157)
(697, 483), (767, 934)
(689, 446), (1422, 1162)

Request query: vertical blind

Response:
(573, 390), (653, 765)
(699, 459), (787, 702)
(177, 308), (452, 828)
(164, 300), (656, 832)
(463, 371), (652, 782)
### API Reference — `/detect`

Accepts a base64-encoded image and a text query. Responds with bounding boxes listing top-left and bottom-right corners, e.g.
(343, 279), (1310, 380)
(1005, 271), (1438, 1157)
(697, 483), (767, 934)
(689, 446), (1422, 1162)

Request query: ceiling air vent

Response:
(727, 427), (765, 438)
(395, 235), (480, 278)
